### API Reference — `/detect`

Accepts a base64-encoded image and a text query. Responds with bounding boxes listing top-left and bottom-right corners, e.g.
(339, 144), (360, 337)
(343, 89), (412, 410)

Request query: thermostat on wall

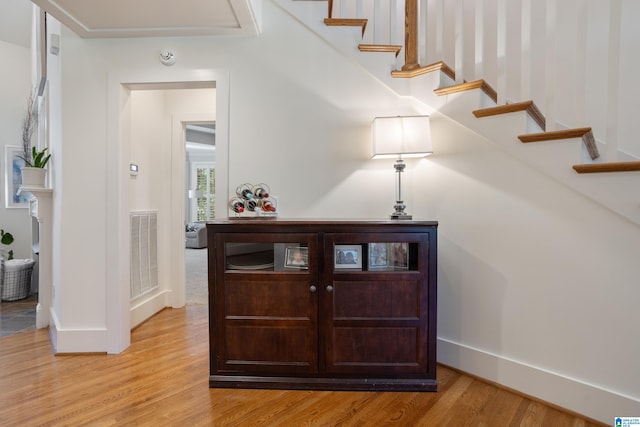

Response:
(130, 163), (139, 176)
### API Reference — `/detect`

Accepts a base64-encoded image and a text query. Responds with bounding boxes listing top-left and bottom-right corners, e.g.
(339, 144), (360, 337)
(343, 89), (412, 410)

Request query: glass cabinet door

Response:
(214, 233), (319, 375)
(322, 233), (430, 376)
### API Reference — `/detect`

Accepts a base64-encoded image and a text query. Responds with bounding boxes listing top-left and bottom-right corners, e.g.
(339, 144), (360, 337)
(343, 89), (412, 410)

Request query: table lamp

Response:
(371, 115), (433, 220)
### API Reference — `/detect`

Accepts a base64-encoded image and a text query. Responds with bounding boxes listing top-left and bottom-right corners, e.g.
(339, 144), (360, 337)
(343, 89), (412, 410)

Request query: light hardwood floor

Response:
(0, 304), (606, 426)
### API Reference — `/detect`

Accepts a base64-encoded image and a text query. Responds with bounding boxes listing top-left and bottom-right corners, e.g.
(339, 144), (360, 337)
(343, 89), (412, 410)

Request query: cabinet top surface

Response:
(207, 218), (438, 229)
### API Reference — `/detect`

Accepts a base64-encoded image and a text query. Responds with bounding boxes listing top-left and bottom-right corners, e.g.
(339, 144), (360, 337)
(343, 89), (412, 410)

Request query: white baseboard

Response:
(46, 290), (171, 353)
(130, 289), (171, 329)
(437, 338), (639, 424)
(48, 307), (107, 353)
(48, 307), (58, 353)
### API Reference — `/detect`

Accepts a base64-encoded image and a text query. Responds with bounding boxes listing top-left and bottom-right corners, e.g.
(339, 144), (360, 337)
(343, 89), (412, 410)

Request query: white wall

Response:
(0, 39), (34, 261)
(418, 113), (640, 421)
(56, 0), (417, 350)
(53, 0), (638, 422)
(617, 0), (640, 158)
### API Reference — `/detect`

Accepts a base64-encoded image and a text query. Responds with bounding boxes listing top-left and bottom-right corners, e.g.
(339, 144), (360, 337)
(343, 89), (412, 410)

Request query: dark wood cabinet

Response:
(207, 219), (438, 391)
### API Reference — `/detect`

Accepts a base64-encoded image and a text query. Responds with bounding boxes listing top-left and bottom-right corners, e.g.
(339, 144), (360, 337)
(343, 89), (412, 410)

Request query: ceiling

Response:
(0, 0), (32, 47)
(5, 0), (259, 42)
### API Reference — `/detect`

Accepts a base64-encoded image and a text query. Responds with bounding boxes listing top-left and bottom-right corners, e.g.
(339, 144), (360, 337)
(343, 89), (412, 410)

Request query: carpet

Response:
(185, 248), (209, 305)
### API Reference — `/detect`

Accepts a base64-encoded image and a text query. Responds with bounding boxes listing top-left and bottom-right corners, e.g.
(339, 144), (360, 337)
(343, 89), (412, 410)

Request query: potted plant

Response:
(19, 146), (51, 187)
(1, 229), (14, 261)
(19, 90), (50, 188)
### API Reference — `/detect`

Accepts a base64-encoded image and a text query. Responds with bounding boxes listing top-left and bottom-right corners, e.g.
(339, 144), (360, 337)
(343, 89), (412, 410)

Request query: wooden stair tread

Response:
(434, 79), (498, 104)
(573, 161), (640, 174)
(519, 127), (599, 160)
(391, 61), (455, 80)
(518, 127), (592, 143)
(324, 18), (367, 36)
(358, 44), (402, 56)
(473, 101), (546, 131)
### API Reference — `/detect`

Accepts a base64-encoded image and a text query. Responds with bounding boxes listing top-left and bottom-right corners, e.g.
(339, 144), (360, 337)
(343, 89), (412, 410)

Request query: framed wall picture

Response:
(334, 245), (362, 270)
(4, 145), (29, 208)
(285, 246), (308, 269)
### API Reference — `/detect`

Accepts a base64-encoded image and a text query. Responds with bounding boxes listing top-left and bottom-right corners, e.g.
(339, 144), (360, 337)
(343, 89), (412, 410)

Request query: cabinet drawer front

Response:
(224, 277), (312, 318)
(218, 277), (318, 374)
(331, 326), (422, 366)
(332, 279), (421, 319)
(324, 278), (428, 375)
(222, 324), (317, 373)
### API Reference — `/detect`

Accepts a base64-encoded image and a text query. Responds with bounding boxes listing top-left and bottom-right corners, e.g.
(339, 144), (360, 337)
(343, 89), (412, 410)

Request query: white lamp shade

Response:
(371, 115), (433, 159)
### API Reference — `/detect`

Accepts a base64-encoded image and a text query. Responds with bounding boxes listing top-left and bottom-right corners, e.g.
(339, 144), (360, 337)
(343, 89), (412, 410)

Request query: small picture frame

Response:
(285, 246), (308, 269)
(334, 245), (362, 270)
(389, 242), (409, 269)
(4, 145), (29, 209)
(368, 243), (388, 269)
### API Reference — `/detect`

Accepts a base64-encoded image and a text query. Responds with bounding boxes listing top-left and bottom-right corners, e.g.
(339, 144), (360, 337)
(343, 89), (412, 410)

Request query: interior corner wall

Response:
(0, 40), (34, 260)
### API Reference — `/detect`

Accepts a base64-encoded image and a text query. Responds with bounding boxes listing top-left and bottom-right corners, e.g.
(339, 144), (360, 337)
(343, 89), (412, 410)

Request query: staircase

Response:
(277, 0), (640, 226)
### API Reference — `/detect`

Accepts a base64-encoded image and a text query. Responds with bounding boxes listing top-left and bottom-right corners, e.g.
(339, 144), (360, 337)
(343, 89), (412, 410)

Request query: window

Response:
(191, 162), (215, 221)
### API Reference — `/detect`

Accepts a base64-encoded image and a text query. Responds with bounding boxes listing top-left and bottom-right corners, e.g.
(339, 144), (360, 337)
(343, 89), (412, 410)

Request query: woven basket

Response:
(0, 259), (35, 301)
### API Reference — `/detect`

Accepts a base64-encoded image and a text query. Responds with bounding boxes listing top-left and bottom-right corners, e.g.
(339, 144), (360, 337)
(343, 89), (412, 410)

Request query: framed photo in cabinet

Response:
(389, 242), (409, 269)
(368, 243), (388, 270)
(284, 246), (308, 269)
(334, 245), (362, 270)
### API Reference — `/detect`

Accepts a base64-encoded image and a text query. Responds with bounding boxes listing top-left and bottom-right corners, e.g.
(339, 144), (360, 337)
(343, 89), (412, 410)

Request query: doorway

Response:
(184, 123), (215, 305)
(106, 70), (229, 354)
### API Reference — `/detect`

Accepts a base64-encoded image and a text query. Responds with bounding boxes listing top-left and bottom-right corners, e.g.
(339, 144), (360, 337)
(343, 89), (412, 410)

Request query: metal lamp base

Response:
(390, 212), (412, 220)
(389, 159), (413, 220)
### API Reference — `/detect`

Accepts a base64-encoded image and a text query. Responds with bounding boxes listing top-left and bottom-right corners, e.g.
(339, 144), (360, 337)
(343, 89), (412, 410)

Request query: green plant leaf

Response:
(20, 147), (51, 168)
(0, 230), (14, 246)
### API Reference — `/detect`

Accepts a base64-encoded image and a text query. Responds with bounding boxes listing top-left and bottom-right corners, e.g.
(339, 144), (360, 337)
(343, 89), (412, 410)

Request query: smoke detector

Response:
(159, 49), (176, 66)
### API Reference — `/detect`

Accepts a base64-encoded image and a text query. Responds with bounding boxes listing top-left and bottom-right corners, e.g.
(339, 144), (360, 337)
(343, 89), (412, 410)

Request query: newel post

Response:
(402, 0), (420, 71)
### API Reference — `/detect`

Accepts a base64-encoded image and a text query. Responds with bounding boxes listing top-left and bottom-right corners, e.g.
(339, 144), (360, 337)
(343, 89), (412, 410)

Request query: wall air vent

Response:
(130, 211), (158, 299)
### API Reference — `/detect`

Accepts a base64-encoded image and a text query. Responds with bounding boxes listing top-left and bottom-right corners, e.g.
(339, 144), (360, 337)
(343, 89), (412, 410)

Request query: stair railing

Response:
(328, 0), (636, 165)
(328, 1), (405, 47)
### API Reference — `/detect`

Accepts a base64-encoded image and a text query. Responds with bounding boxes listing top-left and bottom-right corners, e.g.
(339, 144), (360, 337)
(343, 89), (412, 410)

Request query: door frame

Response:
(106, 69), (229, 353)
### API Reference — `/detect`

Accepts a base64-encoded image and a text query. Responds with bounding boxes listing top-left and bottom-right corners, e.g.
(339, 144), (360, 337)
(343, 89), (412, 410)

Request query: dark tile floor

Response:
(0, 294), (37, 337)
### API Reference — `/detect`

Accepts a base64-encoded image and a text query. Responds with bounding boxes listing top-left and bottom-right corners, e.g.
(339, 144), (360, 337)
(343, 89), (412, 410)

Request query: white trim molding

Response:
(437, 338), (640, 424)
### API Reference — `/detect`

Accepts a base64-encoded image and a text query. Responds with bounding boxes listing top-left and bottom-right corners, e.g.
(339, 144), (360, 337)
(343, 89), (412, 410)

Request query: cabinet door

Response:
(213, 233), (318, 375)
(322, 233), (431, 376)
